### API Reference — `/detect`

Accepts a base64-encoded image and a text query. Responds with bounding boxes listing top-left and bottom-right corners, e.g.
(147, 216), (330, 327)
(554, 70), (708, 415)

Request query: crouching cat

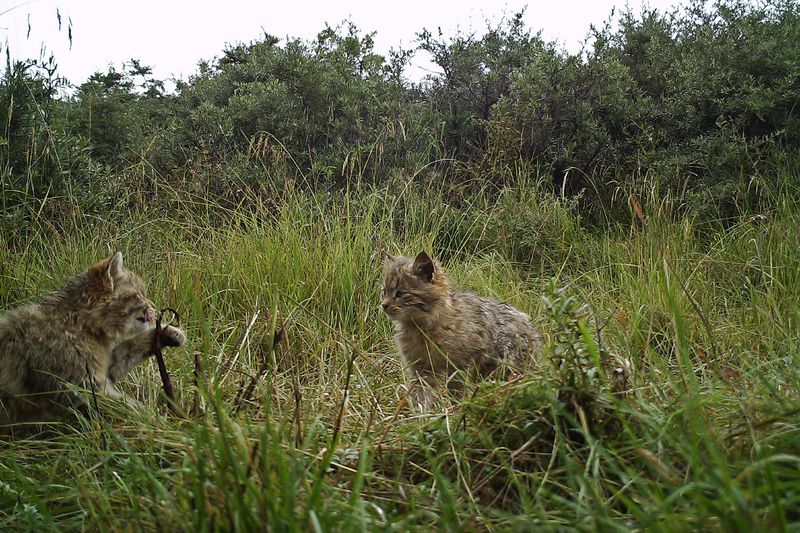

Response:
(0, 252), (185, 432)
(381, 252), (539, 409)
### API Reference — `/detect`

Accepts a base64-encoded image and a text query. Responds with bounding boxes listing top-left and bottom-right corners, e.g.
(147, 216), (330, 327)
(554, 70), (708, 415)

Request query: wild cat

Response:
(0, 252), (185, 432)
(381, 251), (539, 409)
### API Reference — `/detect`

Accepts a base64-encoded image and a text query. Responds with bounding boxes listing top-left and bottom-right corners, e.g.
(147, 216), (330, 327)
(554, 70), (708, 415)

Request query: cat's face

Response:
(114, 289), (159, 339)
(381, 252), (448, 322)
(84, 252), (159, 340)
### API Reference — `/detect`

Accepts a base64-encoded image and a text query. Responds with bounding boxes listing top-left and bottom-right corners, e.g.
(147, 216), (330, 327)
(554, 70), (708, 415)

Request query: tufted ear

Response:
(381, 249), (396, 263)
(412, 251), (435, 282)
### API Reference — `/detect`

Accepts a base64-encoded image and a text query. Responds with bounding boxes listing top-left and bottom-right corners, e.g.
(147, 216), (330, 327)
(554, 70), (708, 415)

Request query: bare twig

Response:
(233, 355), (269, 414)
(83, 359), (107, 448)
(152, 308), (182, 417)
(83, 360), (101, 416)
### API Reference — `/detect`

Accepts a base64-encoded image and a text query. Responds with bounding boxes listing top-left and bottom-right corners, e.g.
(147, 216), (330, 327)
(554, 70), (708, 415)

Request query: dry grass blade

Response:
(233, 323), (286, 414)
(331, 346), (357, 445)
(218, 300), (261, 387)
(287, 330), (303, 448)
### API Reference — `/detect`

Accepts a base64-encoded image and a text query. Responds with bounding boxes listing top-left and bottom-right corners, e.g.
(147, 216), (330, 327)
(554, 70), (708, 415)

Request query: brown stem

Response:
(191, 351), (206, 418)
(152, 310), (181, 417)
(331, 347), (357, 445)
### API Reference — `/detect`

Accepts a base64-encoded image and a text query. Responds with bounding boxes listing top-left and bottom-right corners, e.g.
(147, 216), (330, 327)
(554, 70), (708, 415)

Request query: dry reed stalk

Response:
(218, 301), (261, 386)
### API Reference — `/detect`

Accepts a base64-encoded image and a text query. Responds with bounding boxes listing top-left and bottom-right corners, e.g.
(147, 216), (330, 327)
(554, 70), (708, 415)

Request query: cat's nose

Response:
(381, 300), (390, 311)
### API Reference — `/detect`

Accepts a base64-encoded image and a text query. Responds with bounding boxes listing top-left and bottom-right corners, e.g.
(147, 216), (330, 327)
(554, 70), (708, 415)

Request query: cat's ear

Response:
(87, 252), (122, 297)
(381, 250), (396, 263)
(412, 252), (435, 282)
(107, 251), (125, 282)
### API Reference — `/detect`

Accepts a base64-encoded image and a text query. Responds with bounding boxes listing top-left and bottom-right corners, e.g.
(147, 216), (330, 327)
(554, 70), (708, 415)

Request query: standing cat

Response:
(0, 252), (185, 432)
(381, 251), (539, 409)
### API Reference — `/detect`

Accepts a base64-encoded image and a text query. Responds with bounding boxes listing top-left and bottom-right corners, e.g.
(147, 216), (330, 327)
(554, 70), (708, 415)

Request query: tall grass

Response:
(1, 168), (799, 530)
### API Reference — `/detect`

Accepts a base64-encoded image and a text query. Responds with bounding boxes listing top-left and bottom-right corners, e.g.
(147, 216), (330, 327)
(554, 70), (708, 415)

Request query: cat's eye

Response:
(395, 290), (405, 298)
(136, 317), (147, 323)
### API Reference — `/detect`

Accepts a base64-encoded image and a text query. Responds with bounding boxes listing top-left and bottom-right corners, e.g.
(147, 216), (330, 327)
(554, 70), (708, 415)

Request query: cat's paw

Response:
(122, 395), (145, 410)
(159, 325), (186, 348)
(405, 383), (437, 412)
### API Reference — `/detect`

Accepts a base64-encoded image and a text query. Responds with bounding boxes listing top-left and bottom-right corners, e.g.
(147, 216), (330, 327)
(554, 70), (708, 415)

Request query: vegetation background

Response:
(1, 0), (800, 529)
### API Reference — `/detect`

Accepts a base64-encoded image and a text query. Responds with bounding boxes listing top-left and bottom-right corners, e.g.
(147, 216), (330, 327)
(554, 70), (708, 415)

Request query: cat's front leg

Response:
(402, 365), (439, 411)
(100, 379), (143, 409)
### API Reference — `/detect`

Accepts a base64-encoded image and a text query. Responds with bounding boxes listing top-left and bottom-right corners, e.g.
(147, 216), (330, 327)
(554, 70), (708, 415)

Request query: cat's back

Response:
(0, 263), (119, 382)
(0, 299), (53, 343)
(0, 301), (51, 394)
(0, 280), (83, 345)
(0, 295), (80, 376)
(448, 289), (536, 361)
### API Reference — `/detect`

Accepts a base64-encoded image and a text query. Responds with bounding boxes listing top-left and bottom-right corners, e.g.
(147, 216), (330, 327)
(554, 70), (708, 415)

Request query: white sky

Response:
(1, 0), (689, 86)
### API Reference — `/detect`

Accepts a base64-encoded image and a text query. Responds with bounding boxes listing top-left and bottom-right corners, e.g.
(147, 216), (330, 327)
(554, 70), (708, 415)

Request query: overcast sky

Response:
(1, 0), (689, 85)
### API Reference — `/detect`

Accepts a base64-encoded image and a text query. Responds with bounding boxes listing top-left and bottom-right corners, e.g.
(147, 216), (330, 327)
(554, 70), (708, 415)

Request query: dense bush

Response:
(176, 23), (442, 184)
(417, 11), (548, 159)
(487, 0), (800, 211)
(67, 60), (175, 169)
(2, 0), (798, 221)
